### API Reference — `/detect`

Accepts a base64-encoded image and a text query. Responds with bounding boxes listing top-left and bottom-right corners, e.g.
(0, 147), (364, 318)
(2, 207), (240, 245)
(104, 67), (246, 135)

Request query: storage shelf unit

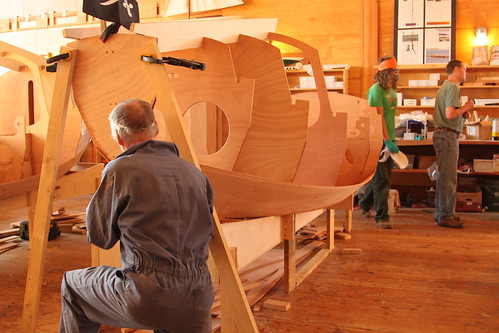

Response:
(397, 65), (499, 118)
(285, 68), (349, 94)
(390, 139), (499, 201)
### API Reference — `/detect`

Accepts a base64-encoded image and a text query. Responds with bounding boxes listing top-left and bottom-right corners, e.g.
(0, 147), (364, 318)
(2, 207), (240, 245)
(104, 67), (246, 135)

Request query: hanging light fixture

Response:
(475, 27), (488, 46)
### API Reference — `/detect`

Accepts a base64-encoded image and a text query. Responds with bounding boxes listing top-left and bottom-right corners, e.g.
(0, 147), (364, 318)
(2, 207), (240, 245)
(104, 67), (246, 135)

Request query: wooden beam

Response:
(361, 0), (379, 97)
(326, 208), (335, 252)
(281, 214), (296, 294)
(295, 249), (330, 286)
(21, 46), (77, 333)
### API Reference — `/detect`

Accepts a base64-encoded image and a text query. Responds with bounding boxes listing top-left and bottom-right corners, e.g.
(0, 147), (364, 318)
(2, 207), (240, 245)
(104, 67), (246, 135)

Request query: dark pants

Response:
(59, 265), (213, 333)
(433, 130), (459, 220)
(358, 157), (394, 222)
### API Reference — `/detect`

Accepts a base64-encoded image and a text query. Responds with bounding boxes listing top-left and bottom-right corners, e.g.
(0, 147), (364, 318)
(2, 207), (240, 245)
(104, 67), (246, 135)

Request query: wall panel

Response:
(379, 0), (499, 64)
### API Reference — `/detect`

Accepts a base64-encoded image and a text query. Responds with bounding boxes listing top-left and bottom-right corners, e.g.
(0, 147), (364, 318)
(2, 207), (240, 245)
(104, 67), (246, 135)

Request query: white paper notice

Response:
(424, 28), (451, 64)
(398, 0), (425, 28)
(397, 29), (424, 65)
(425, 0), (452, 27)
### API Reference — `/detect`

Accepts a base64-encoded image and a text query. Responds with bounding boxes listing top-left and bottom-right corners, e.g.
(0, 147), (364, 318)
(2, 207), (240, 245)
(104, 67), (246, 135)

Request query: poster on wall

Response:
(395, 0), (455, 65)
(425, 0), (452, 27)
(424, 28), (452, 63)
(398, 0), (424, 28)
(397, 29), (424, 65)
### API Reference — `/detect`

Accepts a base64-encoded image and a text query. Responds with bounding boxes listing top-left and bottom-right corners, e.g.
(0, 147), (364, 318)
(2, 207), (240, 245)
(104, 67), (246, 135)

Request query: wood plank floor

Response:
(0, 195), (498, 333)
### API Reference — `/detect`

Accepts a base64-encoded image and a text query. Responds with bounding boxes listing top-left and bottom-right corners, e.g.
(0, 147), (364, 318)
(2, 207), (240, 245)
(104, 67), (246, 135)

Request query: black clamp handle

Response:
(141, 55), (206, 71)
(46, 52), (72, 64)
(45, 52), (73, 73)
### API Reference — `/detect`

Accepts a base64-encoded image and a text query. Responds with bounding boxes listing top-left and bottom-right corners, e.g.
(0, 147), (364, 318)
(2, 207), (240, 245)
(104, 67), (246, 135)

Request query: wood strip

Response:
(295, 248), (330, 286)
(0, 229), (20, 238)
(0, 242), (19, 253)
(21, 46), (77, 333)
(0, 235), (20, 242)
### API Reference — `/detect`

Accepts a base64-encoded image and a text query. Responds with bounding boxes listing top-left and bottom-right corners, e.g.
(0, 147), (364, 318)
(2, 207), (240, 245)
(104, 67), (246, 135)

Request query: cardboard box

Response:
(403, 132), (416, 140)
(396, 93), (403, 106)
(473, 159), (495, 173)
(299, 76), (316, 89)
(456, 191), (483, 212)
(466, 120), (492, 140)
(388, 189), (401, 215)
(429, 73), (441, 81)
(418, 155), (436, 169)
(421, 98), (435, 106)
(404, 99), (417, 106)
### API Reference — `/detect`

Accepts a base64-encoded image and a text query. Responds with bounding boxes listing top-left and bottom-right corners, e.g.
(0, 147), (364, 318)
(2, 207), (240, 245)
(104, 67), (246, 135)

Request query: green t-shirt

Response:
(434, 80), (463, 132)
(367, 83), (397, 140)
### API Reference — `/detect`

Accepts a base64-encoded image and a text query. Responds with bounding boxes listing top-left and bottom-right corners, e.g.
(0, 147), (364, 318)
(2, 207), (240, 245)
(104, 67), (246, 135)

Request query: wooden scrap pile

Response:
(210, 240), (324, 331)
(0, 228), (21, 254)
(50, 207), (86, 234)
(297, 225), (328, 241)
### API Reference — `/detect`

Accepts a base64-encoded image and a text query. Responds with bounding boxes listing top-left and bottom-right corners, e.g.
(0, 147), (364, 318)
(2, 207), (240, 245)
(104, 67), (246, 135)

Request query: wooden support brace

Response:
(330, 194), (354, 232)
(295, 248), (330, 286)
(281, 214), (296, 294)
(326, 208), (335, 252)
(21, 47), (77, 333)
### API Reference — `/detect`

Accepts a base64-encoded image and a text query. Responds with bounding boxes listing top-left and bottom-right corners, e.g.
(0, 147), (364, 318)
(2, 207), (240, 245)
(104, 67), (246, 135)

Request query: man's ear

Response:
(114, 129), (124, 146)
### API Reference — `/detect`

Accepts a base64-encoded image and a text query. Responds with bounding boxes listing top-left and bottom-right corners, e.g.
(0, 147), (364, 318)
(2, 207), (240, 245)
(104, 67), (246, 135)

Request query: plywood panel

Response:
(69, 34), (159, 161)
(162, 37), (255, 171)
(230, 35), (308, 182)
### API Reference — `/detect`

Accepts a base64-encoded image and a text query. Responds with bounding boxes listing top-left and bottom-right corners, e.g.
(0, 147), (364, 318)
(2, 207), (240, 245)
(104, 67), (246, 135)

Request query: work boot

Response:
(376, 219), (392, 229)
(438, 216), (464, 229)
(361, 210), (374, 218)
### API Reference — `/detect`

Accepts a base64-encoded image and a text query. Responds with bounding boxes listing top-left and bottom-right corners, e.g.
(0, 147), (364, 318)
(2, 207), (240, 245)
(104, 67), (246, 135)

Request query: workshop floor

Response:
(0, 195), (498, 333)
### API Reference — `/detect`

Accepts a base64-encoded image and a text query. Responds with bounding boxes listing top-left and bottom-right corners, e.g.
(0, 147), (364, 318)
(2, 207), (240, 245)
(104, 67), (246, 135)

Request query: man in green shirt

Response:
(358, 56), (399, 229)
(433, 60), (474, 228)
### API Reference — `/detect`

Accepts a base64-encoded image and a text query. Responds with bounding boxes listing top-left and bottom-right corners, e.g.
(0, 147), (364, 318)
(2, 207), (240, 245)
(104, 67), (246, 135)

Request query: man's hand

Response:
(384, 139), (399, 153)
(464, 100), (474, 113)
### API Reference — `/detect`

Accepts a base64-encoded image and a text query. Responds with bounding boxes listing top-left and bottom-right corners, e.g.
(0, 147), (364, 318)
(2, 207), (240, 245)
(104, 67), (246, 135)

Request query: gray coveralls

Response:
(59, 141), (214, 333)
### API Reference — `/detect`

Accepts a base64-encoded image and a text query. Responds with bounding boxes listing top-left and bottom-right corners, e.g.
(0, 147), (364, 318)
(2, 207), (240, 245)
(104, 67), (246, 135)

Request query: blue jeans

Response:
(433, 130), (459, 220)
(358, 156), (393, 222)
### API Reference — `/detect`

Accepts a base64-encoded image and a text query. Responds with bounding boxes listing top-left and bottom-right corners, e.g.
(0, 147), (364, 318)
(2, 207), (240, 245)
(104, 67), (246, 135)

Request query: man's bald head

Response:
(109, 98), (159, 148)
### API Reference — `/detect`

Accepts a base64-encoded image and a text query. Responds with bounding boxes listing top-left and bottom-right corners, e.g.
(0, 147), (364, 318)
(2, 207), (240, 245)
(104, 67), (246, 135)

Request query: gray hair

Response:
(108, 98), (159, 145)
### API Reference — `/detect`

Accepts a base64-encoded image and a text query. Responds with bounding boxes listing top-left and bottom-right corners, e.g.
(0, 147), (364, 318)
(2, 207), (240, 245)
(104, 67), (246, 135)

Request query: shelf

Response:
(397, 64), (499, 70)
(397, 139), (499, 146)
(290, 88), (344, 92)
(392, 169), (499, 176)
(399, 85), (498, 89)
(398, 105), (499, 109)
(285, 66), (349, 94)
(285, 69), (349, 74)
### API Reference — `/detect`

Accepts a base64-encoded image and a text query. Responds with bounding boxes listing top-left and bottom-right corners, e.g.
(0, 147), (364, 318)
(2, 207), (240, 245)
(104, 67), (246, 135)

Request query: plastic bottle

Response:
(493, 118), (499, 141)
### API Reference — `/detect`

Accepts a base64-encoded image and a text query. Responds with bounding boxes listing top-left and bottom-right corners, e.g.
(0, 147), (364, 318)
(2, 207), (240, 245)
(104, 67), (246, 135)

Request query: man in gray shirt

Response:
(59, 99), (214, 332)
(433, 60), (474, 228)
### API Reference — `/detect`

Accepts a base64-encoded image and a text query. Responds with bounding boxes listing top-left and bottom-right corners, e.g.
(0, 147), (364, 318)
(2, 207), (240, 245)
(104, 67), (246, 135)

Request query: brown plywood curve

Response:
(202, 165), (370, 219)
(229, 34), (309, 182)
(162, 37), (254, 170)
(268, 32), (347, 186)
(69, 34), (160, 161)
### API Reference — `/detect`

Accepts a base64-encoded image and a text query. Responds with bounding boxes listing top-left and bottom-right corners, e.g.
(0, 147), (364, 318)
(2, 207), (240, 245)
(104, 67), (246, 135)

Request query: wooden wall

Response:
(219, 0), (377, 98)
(2, 0), (498, 96)
(379, 0), (499, 65)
